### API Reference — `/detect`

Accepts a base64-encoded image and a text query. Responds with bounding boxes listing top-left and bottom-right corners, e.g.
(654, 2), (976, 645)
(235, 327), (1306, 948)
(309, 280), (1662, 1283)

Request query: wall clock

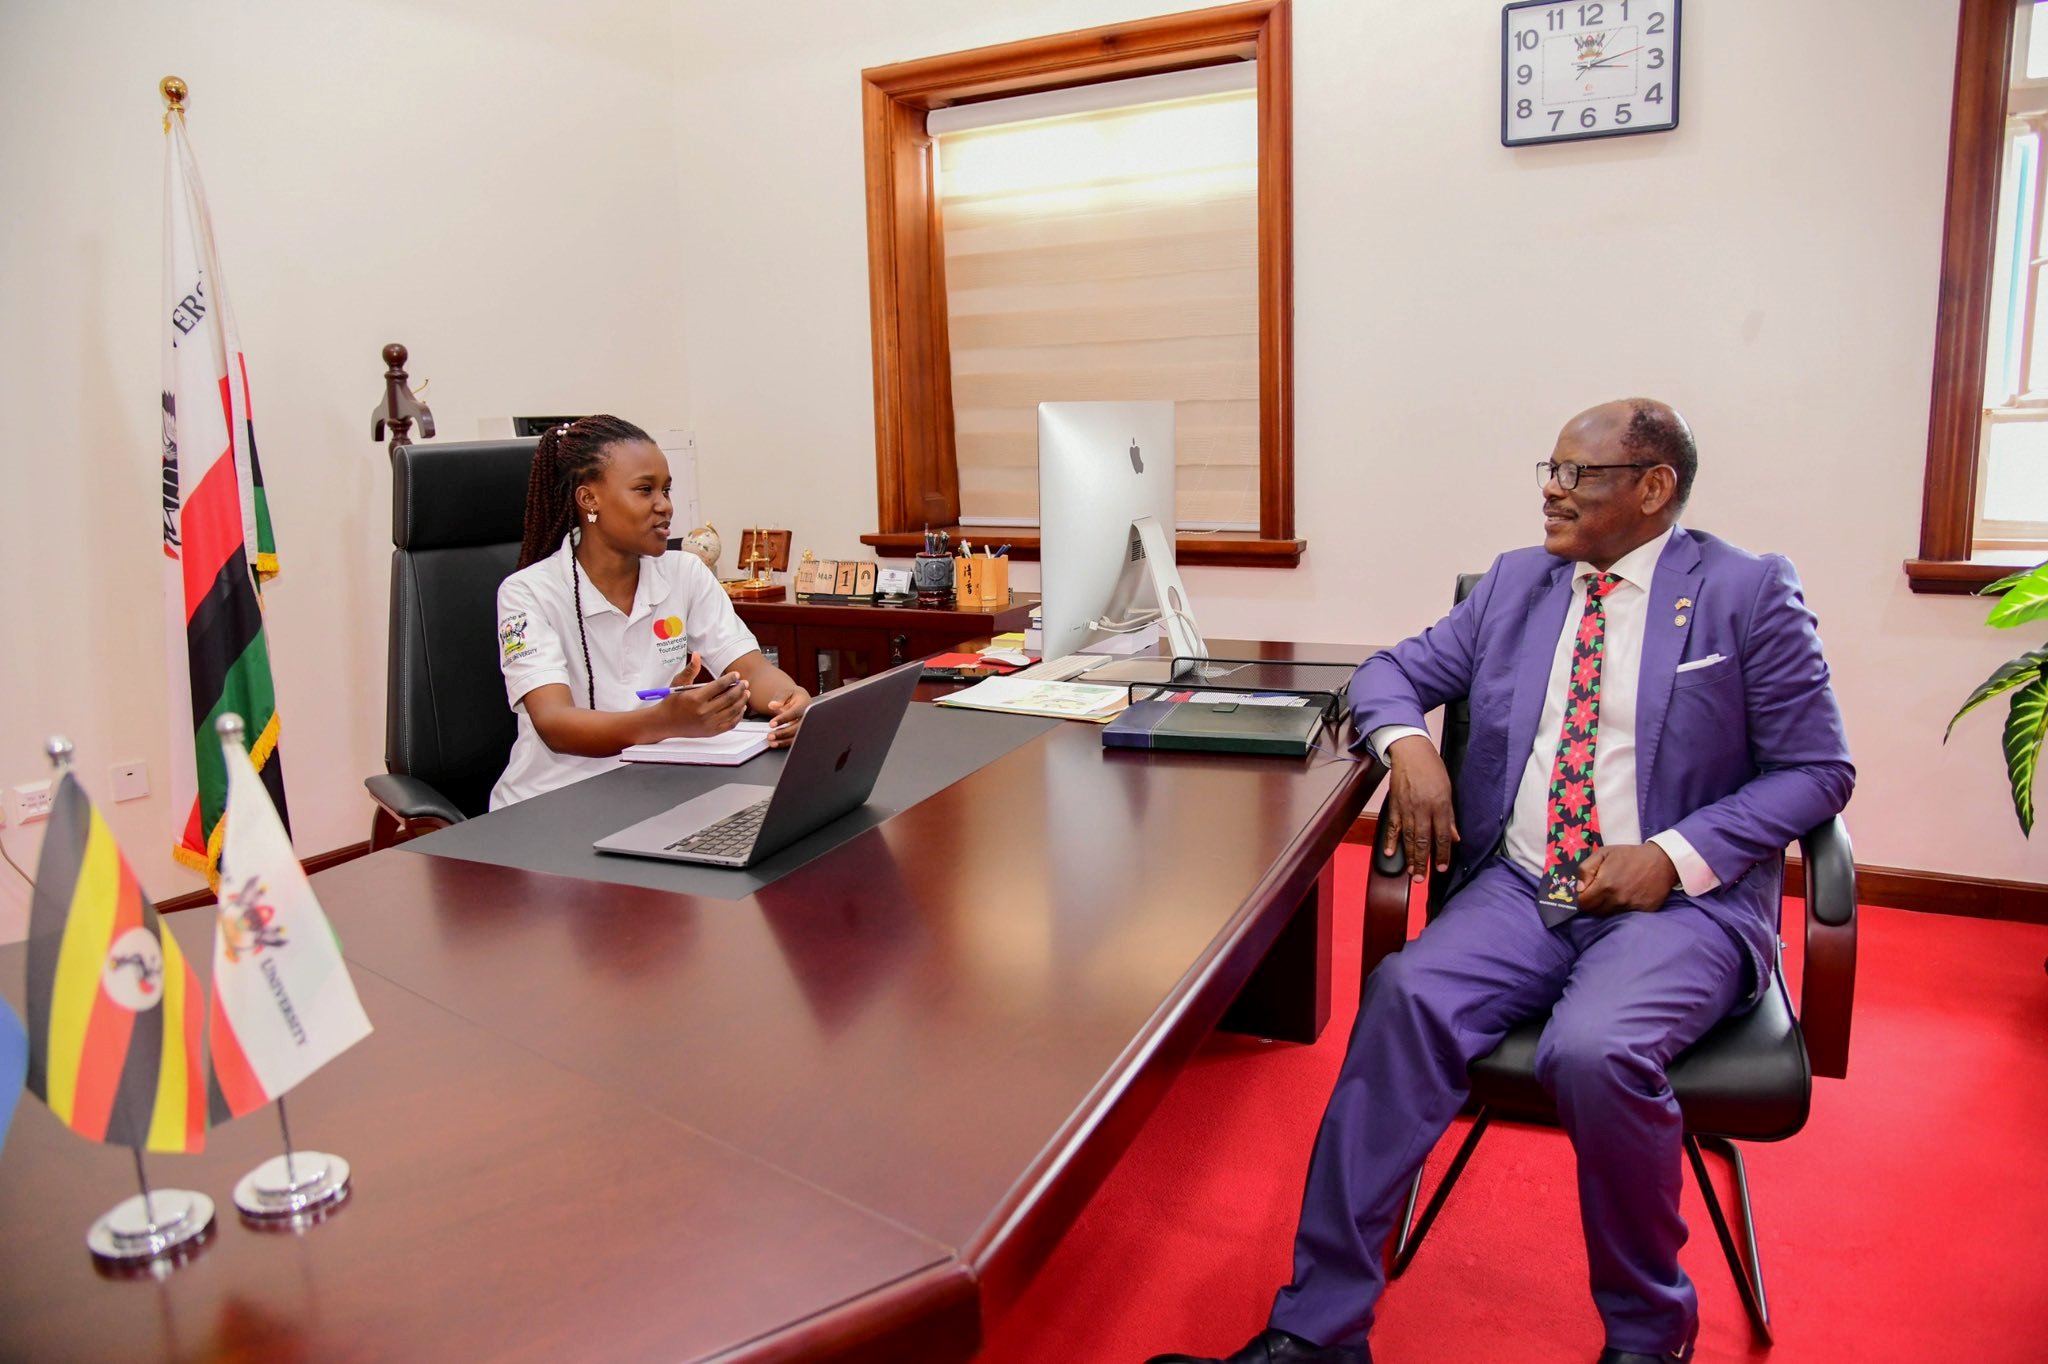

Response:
(1502, 0), (1681, 146)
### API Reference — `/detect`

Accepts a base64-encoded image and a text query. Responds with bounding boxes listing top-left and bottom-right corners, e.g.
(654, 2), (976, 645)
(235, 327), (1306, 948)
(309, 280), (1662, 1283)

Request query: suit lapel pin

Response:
(1674, 613), (1688, 626)
(1675, 596), (1692, 609)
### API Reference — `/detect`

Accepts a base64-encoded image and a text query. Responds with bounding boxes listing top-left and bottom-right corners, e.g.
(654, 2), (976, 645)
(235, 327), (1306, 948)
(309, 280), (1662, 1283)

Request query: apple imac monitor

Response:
(1037, 401), (1207, 667)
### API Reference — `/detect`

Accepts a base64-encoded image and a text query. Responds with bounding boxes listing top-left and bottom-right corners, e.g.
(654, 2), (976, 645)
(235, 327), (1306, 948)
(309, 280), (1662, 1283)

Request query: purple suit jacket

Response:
(1349, 529), (1854, 990)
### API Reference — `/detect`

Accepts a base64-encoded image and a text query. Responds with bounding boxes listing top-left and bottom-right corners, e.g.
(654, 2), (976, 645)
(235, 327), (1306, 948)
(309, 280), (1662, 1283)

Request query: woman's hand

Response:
(658, 663), (749, 737)
(763, 687), (812, 748)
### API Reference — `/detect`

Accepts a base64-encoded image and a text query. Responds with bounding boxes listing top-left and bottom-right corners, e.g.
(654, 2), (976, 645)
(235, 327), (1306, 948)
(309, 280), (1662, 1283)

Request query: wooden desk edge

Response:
(711, 1259), (980, 1364)
(958, 755), (1380, 1320)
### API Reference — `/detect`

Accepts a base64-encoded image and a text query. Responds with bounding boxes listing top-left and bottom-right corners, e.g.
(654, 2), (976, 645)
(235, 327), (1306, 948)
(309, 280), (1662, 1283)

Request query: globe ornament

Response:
(679, 524), (721, 573)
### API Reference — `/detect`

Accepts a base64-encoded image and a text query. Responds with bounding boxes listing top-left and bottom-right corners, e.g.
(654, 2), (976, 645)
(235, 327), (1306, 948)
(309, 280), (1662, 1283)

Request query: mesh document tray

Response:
(1125, 656), (1358, 727)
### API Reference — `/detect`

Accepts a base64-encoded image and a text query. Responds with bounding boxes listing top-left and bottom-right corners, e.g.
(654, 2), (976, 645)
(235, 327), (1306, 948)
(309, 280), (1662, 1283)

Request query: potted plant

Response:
(1946, 560), (2048, 834)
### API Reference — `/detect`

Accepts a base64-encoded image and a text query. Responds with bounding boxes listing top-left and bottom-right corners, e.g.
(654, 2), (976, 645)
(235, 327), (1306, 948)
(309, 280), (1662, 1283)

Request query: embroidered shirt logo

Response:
(652, 615), (685, 640)
(499, 611), (529, 659)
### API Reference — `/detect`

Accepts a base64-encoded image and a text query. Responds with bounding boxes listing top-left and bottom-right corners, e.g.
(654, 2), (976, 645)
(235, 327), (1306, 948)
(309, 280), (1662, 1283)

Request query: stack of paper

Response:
(935, 677), (1130, 723)
(621, 720), (771, 765)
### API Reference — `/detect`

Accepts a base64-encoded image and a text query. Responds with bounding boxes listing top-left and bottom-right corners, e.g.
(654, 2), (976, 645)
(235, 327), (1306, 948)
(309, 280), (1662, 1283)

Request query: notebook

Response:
(621, 720), (771, 765)
(934, 676), (1130, 723)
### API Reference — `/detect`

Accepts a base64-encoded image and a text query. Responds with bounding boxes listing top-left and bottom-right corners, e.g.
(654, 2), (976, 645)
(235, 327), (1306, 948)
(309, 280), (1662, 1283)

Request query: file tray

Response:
(1133, 656), (1359, 727)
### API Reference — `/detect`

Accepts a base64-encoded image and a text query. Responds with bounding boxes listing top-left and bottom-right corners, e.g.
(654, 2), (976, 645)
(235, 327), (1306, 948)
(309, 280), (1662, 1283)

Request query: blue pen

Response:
(635, 677), (730, 701)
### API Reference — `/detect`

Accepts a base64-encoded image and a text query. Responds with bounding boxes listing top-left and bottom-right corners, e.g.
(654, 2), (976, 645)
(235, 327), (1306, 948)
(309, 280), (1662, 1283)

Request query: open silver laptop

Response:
(594, 660), (921, 867)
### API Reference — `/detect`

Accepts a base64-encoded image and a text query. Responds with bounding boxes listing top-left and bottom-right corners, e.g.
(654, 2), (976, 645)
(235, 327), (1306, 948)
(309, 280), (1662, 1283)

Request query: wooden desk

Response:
(0, 640), (1376, 1362)
(736, 595), (1035, 693)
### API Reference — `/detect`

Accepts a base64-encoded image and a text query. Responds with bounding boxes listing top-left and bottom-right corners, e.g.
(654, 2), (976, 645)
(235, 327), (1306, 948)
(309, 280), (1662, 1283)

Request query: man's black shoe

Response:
(1596, 1318), (1698, 1363)
(1146, 1326), (1371, 1364)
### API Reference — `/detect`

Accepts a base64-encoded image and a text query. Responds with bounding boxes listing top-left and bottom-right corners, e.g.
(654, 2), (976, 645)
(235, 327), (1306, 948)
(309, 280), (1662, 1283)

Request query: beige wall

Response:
(0, 0), (691, 939)
(671, 0), (2045, 888)
(0, 0), (2039, 945)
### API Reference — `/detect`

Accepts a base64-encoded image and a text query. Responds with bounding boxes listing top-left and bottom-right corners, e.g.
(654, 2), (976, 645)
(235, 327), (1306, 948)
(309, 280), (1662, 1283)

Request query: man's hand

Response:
(1381, 735), (1459, 882)
(1576, 843), (1678, 915)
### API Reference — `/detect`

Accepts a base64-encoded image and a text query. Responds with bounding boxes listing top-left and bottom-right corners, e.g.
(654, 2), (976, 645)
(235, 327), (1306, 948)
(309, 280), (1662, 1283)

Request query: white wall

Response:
(669, 0), (2047, 889)
(0, 0), (691, 938)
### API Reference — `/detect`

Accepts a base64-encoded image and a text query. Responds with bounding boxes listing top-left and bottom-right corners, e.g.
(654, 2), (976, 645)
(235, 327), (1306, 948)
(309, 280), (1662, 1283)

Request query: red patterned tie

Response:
(1539, 572), (1623, 919)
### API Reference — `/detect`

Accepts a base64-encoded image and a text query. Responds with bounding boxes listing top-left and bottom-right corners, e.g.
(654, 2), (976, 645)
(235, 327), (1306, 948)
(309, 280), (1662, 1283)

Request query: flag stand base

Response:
(233, 1151), (351, 1219)
(87, 1190), (215, 1264)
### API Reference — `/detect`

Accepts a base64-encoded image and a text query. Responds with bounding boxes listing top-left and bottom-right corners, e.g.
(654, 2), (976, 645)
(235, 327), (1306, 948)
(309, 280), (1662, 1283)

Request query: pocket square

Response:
(1675, 654), (1726, 674)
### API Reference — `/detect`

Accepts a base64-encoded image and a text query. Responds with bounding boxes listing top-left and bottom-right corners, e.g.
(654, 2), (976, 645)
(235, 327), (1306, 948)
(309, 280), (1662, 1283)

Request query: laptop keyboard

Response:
(665, 799), (771, 857)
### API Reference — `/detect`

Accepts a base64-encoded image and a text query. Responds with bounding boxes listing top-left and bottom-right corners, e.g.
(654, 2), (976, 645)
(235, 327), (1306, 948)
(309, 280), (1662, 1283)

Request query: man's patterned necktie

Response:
(1538, 571), (1624, 921)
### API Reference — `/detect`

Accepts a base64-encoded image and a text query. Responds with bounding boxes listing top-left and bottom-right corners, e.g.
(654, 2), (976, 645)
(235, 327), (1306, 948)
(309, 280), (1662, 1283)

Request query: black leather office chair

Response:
(366, 439), (535, 849)
(1361, 574), (1858, 1345)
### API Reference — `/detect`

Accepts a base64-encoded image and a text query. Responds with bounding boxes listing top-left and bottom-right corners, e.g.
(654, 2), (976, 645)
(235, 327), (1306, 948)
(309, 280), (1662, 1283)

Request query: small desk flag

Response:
(25, 772), (207, 1152)
(207, 726), (372, 1122)
(0, 996), (26, 1155)
(163, 98), (287, 885)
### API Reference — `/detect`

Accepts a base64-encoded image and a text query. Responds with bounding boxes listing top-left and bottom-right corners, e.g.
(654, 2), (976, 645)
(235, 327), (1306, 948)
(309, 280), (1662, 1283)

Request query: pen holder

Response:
(912, 551), (954, 608)
(980, 554), (1009, 608)
(955, 554), (978, 607)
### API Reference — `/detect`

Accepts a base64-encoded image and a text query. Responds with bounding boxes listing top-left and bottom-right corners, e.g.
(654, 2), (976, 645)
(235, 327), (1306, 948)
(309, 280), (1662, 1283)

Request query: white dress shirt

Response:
(1370, 527), (1719, 897)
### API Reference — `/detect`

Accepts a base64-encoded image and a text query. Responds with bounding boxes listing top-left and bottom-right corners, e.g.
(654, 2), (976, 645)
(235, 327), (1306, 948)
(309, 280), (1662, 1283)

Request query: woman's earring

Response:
(585, 510), (598, 524)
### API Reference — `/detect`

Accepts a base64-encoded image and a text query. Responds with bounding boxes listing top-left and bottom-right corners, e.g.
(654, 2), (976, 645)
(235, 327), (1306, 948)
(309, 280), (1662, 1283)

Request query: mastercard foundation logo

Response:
(652, 616), (685, 641)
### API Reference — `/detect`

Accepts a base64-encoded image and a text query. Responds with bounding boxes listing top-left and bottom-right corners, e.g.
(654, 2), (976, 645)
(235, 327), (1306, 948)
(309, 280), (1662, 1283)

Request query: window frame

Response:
(857, 0), (1302, 569)
(1911, 0), (2040, 593)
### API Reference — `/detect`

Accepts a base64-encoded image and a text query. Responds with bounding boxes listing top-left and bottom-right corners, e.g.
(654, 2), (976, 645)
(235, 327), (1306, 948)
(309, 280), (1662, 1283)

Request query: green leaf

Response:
(1979, 564), (2046, 596)
(2002, 675), (2048, 835)
(1984, 562), (2048, 629)
(1946, 649), (2048, 739)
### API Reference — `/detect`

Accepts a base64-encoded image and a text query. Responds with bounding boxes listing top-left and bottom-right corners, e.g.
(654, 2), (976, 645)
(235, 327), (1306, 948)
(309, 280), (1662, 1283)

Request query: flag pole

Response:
(160, 74), (187, 131)
(276, 1094), (297, 1187)
(216, 713), (354, 1225)
(131, 1145), (158, 1228)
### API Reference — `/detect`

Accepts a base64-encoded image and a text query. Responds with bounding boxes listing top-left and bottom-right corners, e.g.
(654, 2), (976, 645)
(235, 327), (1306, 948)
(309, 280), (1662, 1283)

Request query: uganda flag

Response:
(162, 94), (286, 885)
(25, 771), (207, 1153)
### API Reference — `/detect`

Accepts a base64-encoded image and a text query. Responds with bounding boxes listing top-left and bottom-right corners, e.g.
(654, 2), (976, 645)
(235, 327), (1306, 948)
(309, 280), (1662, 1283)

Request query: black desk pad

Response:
(401, 704), (1056, 899)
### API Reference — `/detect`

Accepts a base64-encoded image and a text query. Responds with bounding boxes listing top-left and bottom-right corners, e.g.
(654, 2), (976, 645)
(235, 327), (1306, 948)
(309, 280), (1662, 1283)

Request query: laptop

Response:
(594, 660), (922, 867)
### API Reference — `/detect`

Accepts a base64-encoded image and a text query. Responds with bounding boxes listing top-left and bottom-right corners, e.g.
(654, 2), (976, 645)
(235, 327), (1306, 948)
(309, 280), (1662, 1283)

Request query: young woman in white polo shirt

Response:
(489, 414), (810, 808)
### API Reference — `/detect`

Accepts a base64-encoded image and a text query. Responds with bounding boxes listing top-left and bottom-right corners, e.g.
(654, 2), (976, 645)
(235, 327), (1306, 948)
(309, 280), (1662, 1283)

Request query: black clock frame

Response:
(1500, 0), (1682, 148)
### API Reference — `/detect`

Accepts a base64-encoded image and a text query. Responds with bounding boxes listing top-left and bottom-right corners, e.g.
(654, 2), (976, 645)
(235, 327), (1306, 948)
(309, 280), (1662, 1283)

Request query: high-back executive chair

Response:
(1361, 575), (1858, 1346)
(365, 439), (535, 850)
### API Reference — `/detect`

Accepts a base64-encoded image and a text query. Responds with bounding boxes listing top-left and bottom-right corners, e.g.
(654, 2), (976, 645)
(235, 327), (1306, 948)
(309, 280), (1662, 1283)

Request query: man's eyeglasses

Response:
(1536, 461), (1656, 491)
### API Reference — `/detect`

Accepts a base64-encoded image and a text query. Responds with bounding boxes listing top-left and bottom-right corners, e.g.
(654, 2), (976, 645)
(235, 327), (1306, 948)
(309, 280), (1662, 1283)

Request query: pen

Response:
(636, 682), (715, 701)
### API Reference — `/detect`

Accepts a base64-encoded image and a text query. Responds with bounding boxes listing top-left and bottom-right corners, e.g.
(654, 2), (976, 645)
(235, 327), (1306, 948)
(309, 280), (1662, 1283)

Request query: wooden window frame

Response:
(857, 0), (1303, 569)
(1910, 0), (2042, 593)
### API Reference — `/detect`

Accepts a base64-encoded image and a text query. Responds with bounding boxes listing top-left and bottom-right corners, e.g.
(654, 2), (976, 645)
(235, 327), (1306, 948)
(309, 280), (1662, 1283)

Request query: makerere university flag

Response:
(25, 771), (207, 1153)
(163, 100), (286, 883)
(208, 726), (372, 1122)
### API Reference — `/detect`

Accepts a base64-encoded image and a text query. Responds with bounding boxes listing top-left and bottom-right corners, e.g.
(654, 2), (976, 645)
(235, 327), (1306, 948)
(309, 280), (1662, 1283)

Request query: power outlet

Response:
(10, 782), (53, 825)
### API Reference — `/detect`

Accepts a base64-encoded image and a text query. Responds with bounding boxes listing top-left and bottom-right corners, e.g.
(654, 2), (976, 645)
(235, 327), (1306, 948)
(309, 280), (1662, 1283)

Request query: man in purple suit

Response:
(1149, 400), (1853, 1364)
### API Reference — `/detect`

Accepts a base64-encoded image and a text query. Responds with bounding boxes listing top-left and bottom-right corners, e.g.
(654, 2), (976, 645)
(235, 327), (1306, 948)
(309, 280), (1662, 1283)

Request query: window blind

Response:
(934, 83), (1260, 529)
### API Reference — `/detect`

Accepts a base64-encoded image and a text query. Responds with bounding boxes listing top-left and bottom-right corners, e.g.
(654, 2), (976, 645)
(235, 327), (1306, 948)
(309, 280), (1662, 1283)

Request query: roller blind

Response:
(934, 77), (1260, 529)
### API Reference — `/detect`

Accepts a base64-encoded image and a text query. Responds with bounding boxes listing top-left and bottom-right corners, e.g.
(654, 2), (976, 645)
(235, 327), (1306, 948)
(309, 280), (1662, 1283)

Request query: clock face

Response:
(1502, 0), (1681, 147)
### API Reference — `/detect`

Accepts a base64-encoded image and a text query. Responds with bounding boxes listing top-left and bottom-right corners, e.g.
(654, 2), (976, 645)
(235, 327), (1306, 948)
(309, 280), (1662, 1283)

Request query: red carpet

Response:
(975, 847), (2048, 1364)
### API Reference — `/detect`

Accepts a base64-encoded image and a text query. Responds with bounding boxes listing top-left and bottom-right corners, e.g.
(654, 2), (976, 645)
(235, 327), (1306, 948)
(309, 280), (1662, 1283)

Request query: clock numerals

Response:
(1578, 3), (1603, 23)
(1517, 62), (1533, 85)
(1645, 81), (1663, 104)
(1646, 9), (1666, 33)
(1647, 47), (1665, 69)
(1516, 27), (1540, 51)
(1614, 101), (1631, 124)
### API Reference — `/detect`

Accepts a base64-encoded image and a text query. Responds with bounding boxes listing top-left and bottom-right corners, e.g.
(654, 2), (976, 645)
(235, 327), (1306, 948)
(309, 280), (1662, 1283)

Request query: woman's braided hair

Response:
(514, 414), (655, 709)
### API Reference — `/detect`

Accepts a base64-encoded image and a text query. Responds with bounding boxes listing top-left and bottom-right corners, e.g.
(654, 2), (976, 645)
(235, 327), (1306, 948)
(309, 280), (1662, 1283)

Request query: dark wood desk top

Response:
(0, 918), (966, 1364)
(0, 640), (1375, 1362)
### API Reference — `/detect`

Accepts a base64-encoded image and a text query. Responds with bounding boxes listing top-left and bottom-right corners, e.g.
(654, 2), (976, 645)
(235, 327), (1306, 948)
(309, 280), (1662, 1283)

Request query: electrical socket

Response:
(10, 782), (53, 825)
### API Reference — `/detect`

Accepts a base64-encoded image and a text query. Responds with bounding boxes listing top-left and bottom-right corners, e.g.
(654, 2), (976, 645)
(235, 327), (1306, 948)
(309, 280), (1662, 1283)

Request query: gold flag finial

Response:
(160, 75), (187, 131)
